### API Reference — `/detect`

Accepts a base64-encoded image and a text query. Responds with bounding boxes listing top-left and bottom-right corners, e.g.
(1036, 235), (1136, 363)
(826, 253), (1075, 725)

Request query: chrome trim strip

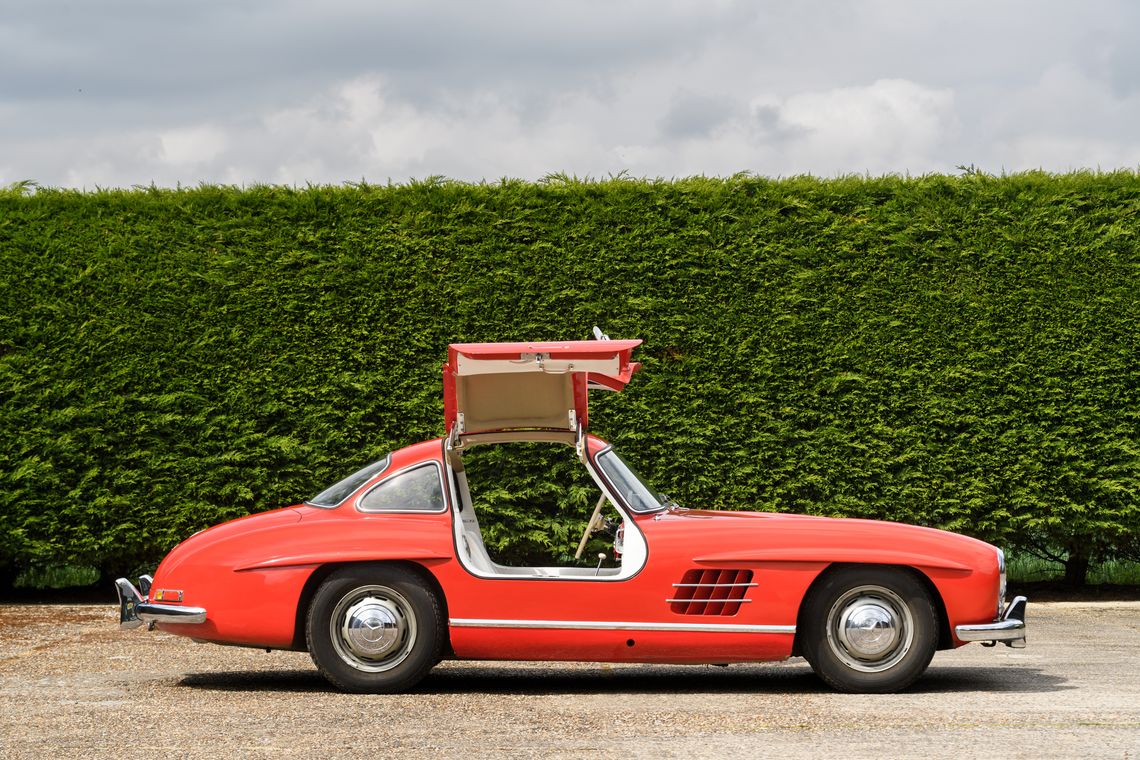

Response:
(449, 618), (795, 634)
(671, 582), (758, 588)
(665, 598), (752, 604)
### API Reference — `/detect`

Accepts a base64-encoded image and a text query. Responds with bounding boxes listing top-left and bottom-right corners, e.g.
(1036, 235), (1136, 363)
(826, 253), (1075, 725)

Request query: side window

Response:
(307, 457), (390, 508)
(358, 464), (445, 513)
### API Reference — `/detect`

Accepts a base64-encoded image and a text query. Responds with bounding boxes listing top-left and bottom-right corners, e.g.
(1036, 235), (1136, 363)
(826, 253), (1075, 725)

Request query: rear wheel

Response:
(306, 564), (444, 693)
(800, 566), (938, 693)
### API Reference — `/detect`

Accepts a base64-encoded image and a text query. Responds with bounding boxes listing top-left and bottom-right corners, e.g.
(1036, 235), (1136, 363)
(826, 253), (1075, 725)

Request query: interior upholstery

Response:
(455, 372), (575, 433)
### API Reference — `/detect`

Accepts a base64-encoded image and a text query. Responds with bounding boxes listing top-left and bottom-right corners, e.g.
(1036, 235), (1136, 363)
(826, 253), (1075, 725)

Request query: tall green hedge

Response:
(2, 173), (1138, 586)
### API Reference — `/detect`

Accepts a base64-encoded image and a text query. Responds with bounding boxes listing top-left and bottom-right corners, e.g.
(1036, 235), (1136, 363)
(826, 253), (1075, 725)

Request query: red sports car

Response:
(116, 334), (1027, 693)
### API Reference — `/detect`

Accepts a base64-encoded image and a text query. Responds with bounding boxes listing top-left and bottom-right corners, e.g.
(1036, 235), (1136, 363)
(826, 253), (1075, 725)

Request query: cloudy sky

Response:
(3, 0), (1140, 188)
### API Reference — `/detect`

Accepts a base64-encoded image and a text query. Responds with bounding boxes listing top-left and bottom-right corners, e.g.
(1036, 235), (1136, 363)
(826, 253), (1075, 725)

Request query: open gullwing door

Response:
(443, 338), (642, 440)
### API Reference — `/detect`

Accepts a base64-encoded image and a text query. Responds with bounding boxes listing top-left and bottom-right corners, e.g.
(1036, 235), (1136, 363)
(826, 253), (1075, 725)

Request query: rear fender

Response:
(290, 559), (452, 652)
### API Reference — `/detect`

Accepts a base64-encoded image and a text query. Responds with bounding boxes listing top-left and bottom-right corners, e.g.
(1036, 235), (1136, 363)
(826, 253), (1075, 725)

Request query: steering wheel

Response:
(574, 493), (610, 560)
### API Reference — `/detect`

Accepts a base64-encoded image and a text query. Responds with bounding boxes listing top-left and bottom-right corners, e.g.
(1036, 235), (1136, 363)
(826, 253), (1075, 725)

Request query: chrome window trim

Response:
(449, 618), (795, 635)
(305, 455), (392, 509)
(356, 460), (448, 514)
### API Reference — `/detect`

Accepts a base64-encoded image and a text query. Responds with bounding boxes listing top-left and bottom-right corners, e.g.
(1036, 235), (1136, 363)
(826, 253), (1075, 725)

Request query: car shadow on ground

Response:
(177, 662), (1068, 696)
(911, 665), (1070, 694)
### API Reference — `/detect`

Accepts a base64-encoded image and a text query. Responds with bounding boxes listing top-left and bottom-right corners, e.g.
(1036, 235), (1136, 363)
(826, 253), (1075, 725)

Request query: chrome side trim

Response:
(449, 618), (795, 634)
(672, 582), (758, 588)
(665, 598), (752, 604)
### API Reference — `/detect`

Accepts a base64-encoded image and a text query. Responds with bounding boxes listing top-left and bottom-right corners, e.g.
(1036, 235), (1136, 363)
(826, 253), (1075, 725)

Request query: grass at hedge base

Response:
(2, 173), (1138, 586)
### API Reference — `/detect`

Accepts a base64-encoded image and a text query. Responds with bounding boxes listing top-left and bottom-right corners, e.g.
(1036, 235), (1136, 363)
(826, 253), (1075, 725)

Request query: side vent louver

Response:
(668, 569), (755, 616)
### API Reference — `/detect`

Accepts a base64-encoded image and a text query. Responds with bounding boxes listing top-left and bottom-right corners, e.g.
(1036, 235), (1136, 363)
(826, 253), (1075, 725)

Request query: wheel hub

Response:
(825, 584), (914, 673)
(838, 601), (900, 658)
(341, 597), (406, 661)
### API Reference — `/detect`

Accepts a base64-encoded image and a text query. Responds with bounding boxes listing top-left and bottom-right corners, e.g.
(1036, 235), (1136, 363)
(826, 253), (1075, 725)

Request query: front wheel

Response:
(306, 564), (444, 693)
(799, 566), (938, 693)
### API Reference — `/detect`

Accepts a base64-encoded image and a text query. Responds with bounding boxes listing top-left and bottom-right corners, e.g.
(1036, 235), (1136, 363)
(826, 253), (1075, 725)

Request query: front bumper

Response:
(955, 595), (1027, 648)
(115, 576), (207, 629)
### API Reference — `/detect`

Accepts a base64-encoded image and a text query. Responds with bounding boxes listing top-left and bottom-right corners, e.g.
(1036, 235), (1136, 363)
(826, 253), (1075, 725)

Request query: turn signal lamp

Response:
(153, 589), (184, 603)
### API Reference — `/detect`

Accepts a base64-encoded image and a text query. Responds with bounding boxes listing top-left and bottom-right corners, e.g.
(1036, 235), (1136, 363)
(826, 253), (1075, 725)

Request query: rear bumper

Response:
(115, 577), (207, 629)
(955, 595), (1027, 648)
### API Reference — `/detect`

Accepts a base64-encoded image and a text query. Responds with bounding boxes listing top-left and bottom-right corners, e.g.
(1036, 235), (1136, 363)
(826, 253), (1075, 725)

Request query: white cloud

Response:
(1003, 135), (1140, 173)
(3, 1), (1140, 186)
(981, 64), (1140, 171)
(763, 79), (959, 174)
(159, 125), (228, 166)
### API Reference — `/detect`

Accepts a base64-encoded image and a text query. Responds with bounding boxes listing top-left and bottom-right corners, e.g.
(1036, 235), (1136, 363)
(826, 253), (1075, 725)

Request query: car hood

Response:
(651, 508), (997, 573)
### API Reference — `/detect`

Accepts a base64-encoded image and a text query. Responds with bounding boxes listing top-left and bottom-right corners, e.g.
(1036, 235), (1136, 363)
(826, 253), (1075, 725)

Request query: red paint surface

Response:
(150, 434), (1003, 659)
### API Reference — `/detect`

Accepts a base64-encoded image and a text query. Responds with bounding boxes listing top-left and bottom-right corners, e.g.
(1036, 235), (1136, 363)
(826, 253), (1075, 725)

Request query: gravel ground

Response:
(0, 602), (1137, 759)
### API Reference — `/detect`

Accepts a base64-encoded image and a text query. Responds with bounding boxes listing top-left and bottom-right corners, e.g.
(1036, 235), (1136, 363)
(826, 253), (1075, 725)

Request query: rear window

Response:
(358, 463), (446, 513)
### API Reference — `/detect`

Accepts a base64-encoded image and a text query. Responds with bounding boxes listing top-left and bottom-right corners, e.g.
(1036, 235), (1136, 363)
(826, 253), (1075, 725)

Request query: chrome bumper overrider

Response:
(115, 576), (207, 629)
(955, 595), (1028, 648)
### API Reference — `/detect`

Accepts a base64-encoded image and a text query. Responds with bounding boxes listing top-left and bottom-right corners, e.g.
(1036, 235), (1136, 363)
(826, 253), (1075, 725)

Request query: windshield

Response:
(595, 449), (664, 513)
(306, 457), (390, 508)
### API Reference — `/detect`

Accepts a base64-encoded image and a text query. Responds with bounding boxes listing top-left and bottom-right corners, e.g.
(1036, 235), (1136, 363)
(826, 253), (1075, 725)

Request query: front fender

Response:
(693, 548), (972, 573)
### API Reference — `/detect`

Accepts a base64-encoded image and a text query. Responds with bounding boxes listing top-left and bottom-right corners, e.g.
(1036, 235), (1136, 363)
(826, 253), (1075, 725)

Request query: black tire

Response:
(306, 564), (445, 693)
(799, 566), (938, 693)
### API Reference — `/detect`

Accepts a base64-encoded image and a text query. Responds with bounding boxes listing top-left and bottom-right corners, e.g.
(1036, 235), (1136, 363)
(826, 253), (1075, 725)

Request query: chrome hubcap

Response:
(342, 598), (404, 659)
(826, 585), (913, 673)
(838, 601), (899, 657)
(330, 585), (417, 672)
